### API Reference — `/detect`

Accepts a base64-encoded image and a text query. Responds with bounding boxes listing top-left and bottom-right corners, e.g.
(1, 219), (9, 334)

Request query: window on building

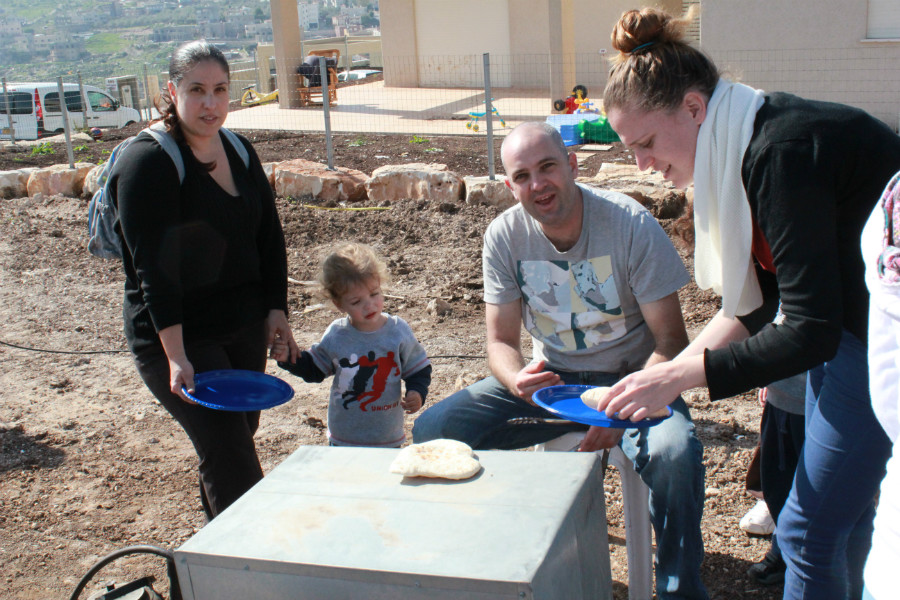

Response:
(868, 0), (900, 39)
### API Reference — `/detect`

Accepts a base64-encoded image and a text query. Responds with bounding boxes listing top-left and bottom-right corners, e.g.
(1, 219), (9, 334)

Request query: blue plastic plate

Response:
(183, 369), (294, 411)
(532, 384), (672, 428)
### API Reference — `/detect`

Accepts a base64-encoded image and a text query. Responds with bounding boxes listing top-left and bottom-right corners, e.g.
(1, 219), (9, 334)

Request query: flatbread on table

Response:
(389, 439), (481, 480)
(580, 386), (671, 420)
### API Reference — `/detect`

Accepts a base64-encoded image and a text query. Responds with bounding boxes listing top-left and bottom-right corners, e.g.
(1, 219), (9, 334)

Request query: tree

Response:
(254, 7), (266, 22)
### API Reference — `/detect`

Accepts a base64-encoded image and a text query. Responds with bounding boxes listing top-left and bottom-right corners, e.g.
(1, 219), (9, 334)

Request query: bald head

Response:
(501, 122), (569, 173)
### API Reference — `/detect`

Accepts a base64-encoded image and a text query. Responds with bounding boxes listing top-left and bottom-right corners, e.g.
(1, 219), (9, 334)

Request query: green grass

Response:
(5, 0), (59, 20)
(409, 135), (429, 144)
(85, 33), (130, 54)
(31, 142), (54, 156)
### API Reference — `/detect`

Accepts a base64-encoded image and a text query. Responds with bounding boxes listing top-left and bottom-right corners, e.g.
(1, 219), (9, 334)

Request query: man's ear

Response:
(568, 151), (579, 176)
(683, 91), (707, 125)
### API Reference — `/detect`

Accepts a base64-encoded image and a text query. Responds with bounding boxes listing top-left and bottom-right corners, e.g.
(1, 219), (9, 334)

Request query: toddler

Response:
(273, 243), (432, 447)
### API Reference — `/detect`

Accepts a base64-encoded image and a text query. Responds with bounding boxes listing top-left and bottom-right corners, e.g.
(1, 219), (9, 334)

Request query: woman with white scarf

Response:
(598, 7), (900, 599)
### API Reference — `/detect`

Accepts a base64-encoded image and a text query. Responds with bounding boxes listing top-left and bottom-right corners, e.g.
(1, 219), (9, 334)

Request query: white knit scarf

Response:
(693, 79), (766, 318)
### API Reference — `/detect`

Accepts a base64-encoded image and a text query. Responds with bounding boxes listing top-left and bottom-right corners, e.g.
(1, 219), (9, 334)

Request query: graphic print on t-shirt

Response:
(517, 257), (625, 352)
(339, 350), (400, 411)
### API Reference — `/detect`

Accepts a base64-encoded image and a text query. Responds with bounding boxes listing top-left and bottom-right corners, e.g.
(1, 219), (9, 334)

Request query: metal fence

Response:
(5, 47), (900, 151)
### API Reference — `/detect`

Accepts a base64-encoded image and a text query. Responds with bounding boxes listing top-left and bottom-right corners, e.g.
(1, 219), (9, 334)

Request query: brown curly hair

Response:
(318, 243), (391, 304)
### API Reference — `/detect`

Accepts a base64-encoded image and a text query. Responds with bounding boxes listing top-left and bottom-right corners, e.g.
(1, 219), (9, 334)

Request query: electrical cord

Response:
(0, 339), (129, 354)
(68, 544), (181, 600)
(0, 339), (487, 360)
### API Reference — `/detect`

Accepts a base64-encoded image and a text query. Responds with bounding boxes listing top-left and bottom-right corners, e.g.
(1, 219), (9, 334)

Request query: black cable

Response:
(68, 544), (181, 600)
(0, 339), (129, 354)
(0, 340), (484, 360)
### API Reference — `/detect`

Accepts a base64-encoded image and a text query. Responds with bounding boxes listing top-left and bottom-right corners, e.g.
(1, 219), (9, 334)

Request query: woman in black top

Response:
(595, 8), (900, 599)
(111, 40), (299, 519)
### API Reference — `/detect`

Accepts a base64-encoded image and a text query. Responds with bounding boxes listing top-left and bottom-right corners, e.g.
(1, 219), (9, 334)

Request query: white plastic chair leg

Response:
(534, 433), (653, 600)
(606, 445), (652, 600)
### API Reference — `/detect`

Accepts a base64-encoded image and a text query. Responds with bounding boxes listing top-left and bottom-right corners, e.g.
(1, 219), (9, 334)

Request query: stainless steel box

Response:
(175, 446), (611, 599)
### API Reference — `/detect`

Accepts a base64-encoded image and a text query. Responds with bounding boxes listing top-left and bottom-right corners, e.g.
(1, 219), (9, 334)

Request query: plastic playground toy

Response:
(553, 85), (600, 114)
(574, 98), (601, 115)
(240, 84), (279, 107)
(466, 99), (507, 132)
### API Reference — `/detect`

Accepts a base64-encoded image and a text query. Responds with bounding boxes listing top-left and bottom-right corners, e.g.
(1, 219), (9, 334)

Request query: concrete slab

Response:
(225, 80), (556, 136)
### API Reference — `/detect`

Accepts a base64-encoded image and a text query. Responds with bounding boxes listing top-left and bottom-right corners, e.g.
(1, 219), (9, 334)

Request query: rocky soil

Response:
(0, 126), (777, 599)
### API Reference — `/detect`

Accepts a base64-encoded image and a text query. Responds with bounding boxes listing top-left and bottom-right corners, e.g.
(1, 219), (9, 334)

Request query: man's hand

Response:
(579, 426), (624, 452)
(513, 360), (561, 404)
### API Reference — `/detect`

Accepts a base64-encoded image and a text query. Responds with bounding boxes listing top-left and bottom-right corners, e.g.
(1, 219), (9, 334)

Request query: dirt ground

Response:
(1, 126), (778, 599)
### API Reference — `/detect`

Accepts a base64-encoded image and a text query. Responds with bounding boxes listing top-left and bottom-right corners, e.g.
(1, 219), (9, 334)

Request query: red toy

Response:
(553, 85), (589, 114)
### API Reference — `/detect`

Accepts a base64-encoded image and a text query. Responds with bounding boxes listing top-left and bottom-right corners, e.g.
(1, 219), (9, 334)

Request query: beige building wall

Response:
(414, 0), (511, 87)
(380, 0), (418, 86)
(701, 0), (900, 129)
(380, 0), (681, 100)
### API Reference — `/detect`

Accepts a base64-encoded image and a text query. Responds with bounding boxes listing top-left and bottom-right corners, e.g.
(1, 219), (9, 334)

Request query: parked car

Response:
(0, 82), (141, 141)
(337, 69), (381, 83)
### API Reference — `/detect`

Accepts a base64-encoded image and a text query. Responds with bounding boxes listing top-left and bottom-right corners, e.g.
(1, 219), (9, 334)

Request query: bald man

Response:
(413, 122), (709, 599)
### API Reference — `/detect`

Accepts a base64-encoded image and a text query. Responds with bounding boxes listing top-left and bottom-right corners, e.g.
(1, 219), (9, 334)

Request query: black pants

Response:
(133, 319), (267, 520)
(759, 402), (806, 560)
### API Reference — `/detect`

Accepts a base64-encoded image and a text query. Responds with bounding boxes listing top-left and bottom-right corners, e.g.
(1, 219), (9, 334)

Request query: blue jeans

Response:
(778, 330), (892, 599)
(413, 370), (708, 600)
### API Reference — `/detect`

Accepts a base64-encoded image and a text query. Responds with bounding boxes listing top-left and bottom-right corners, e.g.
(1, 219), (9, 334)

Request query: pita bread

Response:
(581, 386), (670, 419)
(389, 439), (481, 480)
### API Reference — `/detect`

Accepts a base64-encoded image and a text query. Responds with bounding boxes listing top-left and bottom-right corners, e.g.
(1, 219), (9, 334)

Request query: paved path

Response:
(225, 80), (554, 136)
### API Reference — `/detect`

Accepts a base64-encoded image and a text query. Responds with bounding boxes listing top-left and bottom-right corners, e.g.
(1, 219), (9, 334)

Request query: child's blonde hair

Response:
(318, 242), (390, 303)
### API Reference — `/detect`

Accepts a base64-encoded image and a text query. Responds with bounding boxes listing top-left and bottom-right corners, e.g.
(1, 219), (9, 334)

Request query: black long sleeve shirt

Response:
(111, 130), (288, 354)
(705, 93), (900, 399)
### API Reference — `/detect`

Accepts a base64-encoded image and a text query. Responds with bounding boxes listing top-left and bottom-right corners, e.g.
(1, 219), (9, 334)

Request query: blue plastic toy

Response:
(466, 99), (507, 132)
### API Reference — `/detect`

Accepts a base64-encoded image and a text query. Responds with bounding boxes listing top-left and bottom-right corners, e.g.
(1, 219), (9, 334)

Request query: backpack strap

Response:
(220, 127), (251, 169)
(139, 123), (250, 179)
(142, 124), (186, 182)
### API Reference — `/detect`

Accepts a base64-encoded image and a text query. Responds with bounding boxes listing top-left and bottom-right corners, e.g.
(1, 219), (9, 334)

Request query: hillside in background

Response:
(0, 0), (377, 88)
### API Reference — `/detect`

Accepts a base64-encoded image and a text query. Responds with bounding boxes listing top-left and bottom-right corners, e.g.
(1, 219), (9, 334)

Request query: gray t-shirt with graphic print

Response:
(482, 184), (689, 373)
(309, 314), (430, 447)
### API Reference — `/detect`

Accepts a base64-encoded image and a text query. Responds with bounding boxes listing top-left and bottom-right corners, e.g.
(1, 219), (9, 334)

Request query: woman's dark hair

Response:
(154, 40), (230, 146)
(603, 7), (719, 113)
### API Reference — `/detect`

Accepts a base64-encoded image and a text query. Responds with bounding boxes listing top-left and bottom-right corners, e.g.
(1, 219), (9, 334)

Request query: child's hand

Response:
(401, 390), (424, 414)
(269, 336), (291, 362)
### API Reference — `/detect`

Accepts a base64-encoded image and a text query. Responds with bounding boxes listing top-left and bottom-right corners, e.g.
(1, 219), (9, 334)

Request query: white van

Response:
(0, 82), (142, 141)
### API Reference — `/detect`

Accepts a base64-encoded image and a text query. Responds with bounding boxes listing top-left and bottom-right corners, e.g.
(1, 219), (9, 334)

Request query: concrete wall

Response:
(381, 0), (681, 95)
(415, 0), (511, 87)
(701, 0), (900, 129)
(380, 0), (418, 86)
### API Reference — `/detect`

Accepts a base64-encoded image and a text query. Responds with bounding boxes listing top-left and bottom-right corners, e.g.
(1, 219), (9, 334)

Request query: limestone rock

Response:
(366, 163), (463, 204)
(590, 163), (668, 186)
(464, 175), (516, 210)
(426, 298), (452, 317)
(26, 163), (94, 198)
(262, 162), (278, 189)
(82, 164), (103, 197)
(0, 169), (35, 199)
(612, 185), (687, 219)
(274, 158), (368, 203)
(577, 162), (688, 220)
